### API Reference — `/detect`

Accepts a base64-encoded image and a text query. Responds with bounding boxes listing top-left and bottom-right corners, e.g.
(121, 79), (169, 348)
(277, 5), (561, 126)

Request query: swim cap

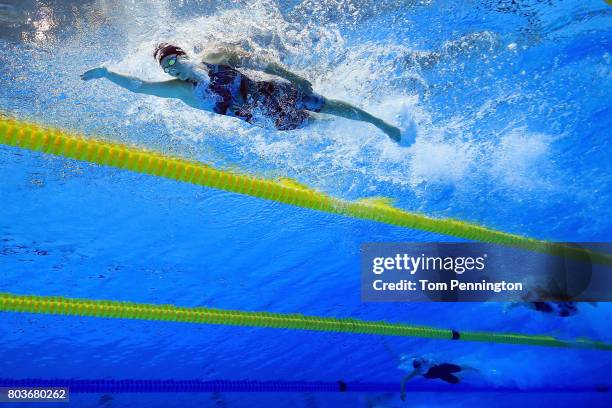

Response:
(154, 43), (187, 64)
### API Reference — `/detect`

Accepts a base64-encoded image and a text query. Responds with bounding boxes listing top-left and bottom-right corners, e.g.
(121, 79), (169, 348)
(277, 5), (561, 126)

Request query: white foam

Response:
(396, 99), (419, 147)
(488, 128), (555, 190)
(409, 137), (476, 186)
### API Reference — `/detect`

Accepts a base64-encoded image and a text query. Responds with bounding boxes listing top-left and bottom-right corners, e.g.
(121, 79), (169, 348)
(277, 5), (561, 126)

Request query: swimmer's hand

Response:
(81, 67), (108, 81)
(378, 121), (401, 143)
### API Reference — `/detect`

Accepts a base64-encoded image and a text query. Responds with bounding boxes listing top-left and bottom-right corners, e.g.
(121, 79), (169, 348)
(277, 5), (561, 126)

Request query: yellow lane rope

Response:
(1, 116), (610, 266)
(1, 293), (610, 350)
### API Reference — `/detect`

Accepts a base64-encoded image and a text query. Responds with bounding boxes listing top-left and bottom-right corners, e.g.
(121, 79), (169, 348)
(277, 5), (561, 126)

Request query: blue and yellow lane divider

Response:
(1, 293), (611, 350)
(1, 116), (610, 266)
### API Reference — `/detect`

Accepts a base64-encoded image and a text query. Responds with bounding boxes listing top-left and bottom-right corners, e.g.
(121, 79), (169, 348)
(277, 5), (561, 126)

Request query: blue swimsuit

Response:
(198, 62), (324, 130)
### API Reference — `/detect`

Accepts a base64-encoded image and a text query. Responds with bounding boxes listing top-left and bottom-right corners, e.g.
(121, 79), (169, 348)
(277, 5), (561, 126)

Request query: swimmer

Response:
(506, 288), (588, 317)
(400, 356), (475, 401)
(81, 43), (402, 143)
(505, 299), (580, 317)
(526, 301), (579, 317)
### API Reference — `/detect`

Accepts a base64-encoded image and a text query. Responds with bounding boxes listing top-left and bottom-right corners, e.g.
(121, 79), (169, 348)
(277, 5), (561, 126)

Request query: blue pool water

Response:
(1, 0), (611, 407)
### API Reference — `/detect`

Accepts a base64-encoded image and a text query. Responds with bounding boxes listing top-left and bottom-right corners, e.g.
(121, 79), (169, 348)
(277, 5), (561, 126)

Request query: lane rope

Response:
(1, 116), (610, 266)
(0, 378), (608, 393)
(1, 293), (610, 351)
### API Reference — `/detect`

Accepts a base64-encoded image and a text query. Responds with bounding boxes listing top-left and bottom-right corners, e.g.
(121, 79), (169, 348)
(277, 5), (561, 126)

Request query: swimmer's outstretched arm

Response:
(81, 67), (200, 108)
(400, 371), (418, 401)
(320, 99), (401, 143)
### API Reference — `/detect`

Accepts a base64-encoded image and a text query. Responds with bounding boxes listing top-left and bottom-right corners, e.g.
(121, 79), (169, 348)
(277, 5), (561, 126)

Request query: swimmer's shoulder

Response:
(160, 79), (204, 110)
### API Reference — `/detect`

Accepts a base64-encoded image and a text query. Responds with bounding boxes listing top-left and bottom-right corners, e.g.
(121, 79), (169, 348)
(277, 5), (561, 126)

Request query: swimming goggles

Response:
(163, 56), (177, 73)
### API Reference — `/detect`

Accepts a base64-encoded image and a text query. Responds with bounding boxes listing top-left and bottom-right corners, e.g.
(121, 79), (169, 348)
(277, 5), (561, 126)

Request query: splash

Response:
(1, 0), (609, 239)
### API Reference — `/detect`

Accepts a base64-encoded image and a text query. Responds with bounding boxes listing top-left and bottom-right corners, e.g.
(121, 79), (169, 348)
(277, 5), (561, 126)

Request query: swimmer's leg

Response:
(400, 372), (418, 401)
(425, 364), (462, 384)
(439, 373), (461, 384)
(319, 99), (401, 143)
(533, 301), (555, 314)
(460, 365), (480, 374)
